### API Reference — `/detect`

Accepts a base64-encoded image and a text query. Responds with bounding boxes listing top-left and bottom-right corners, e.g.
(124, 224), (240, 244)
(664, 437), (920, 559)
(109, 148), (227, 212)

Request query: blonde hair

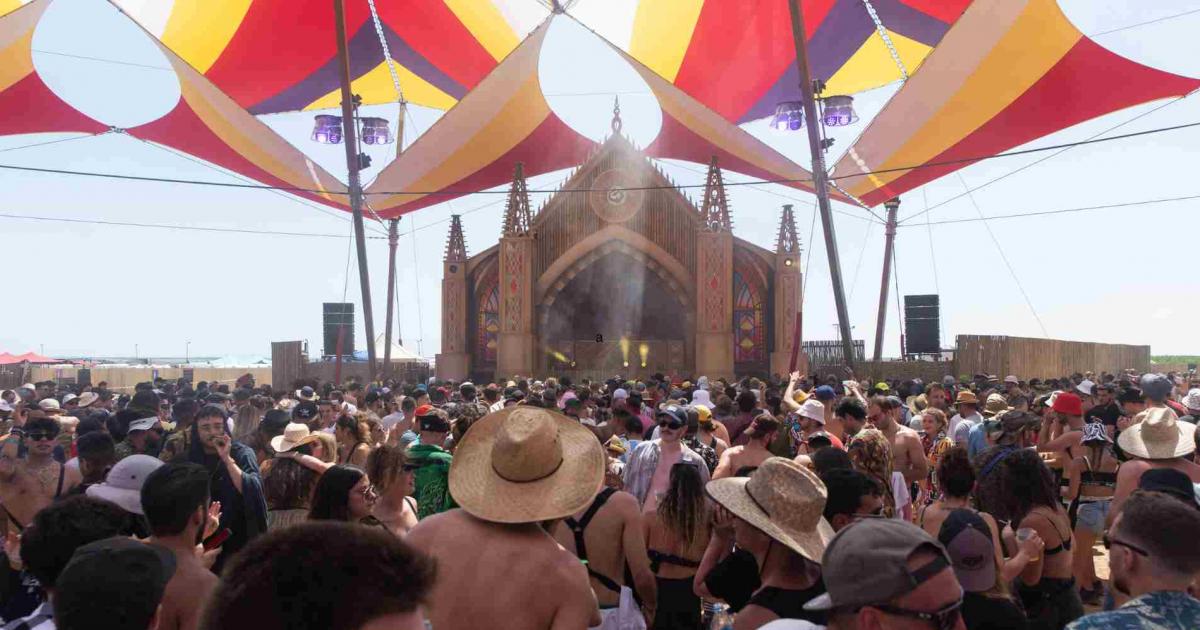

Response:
(311, 432), (337, 464)
(922, 408), (948, 434)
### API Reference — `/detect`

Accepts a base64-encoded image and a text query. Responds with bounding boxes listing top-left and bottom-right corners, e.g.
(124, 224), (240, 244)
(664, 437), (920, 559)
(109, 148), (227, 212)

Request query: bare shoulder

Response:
(609, 490), (639, 515)
(407, 509), (459, 548)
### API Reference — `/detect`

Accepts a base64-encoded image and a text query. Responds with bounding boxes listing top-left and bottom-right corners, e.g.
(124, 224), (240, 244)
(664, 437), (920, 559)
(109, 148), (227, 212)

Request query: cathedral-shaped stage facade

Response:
(436, 120), (803, 382)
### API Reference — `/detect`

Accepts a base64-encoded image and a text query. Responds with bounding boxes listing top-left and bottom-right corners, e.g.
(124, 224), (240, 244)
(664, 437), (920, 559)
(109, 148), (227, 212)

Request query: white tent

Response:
(373, 335), (428, 364)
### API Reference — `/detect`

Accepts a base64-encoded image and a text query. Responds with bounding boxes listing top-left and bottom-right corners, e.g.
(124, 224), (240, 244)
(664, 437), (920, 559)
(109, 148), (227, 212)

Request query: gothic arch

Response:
(536, 225), (695, 307)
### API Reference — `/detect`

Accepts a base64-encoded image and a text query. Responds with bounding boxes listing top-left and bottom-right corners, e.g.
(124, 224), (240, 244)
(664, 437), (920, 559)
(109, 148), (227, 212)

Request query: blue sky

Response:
(2, 0), (1199, 361)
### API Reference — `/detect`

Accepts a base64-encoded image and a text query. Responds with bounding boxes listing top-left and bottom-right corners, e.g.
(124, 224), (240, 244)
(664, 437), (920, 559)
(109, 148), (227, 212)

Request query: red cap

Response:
(1051, 392), (1082, 416)
(414, 404), (435, 417)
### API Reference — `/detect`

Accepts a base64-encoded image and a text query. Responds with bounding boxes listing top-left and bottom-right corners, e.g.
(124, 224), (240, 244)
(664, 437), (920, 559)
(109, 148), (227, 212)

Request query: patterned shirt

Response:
(847, 428), (896, 517)
(623, 439), (711, 508)
(1066, 591), (1200, 630)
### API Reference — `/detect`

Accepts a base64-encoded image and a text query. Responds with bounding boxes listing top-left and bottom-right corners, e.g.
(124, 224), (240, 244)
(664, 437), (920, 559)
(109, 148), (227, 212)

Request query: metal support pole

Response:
(334, 0), (377, 381)
(787, 0), (856, 369)
(383, 219), (399, 380)
(873, 198), (900, 362)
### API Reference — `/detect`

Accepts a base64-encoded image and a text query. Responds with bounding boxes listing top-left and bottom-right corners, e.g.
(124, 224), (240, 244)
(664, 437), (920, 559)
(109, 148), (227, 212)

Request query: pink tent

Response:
(0, 352), (66, 365)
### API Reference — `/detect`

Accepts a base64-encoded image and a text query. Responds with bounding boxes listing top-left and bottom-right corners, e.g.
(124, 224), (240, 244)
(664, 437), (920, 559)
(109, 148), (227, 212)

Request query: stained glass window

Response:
(733, 272), (765, 364)
(477, 284), (499, 365)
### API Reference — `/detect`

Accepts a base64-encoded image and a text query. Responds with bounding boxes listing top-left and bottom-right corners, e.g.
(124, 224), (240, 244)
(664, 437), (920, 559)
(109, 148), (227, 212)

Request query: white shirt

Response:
(380, 411), (405, 431)
(948, 411), (982, 444)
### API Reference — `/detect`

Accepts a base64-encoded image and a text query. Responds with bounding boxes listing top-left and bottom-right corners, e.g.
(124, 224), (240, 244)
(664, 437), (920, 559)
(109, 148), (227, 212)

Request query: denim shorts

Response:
(1076, 499), (1111, 535)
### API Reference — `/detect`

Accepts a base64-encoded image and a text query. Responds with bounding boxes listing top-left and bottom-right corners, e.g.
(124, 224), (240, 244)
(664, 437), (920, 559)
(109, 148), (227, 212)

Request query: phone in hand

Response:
(202, 527), (232, 551)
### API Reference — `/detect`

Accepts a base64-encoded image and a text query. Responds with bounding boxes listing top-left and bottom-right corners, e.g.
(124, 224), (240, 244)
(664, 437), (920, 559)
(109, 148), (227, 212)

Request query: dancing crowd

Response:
(0, 368), (1198, 630)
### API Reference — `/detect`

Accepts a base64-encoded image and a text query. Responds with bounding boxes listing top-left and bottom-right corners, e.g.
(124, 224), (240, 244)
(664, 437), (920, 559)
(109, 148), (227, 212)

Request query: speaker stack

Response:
(322, 303), (355, 359)
(904, 295), (941, 355)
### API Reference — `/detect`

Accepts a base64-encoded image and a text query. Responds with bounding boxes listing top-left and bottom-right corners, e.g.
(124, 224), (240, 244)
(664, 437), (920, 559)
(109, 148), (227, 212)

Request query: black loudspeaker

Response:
(77, 369), (91, 387)
(904, 295), (940, 355)
(323, 302), (355, 358)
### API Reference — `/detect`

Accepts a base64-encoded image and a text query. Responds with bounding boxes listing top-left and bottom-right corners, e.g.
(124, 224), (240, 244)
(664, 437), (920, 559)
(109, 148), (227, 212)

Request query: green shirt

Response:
(407, 443), (456, 520)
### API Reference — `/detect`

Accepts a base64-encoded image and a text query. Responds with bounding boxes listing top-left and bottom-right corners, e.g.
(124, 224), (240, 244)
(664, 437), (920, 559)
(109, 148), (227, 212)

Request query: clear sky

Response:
(2, 0), (1199, 362)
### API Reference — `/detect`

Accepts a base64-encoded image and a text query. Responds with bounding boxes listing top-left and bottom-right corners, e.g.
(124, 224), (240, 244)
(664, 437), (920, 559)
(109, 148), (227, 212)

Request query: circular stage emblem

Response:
(590, 169), (645, 224)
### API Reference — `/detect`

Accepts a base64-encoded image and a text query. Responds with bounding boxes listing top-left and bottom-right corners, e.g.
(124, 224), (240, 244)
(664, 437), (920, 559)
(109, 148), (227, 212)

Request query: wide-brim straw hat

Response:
(449, 406), (605, 524)
(954, 390), (979, 406)
(270, 422), (313, 453)
(1118, 407), (1196, 460)
(705, 457), (834, 564)
(76, 392), (99, 408)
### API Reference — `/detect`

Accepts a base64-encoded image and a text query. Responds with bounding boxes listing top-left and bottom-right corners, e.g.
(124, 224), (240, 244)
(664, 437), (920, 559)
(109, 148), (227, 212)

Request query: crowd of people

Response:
(0, 367), (1198, 630)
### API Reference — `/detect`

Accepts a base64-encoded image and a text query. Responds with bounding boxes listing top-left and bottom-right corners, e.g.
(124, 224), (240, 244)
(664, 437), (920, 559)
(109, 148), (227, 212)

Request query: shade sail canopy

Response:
(572, 0), (971, 123)
(0, 0), (349, 209)
(363, 20), (596, 216)
(829, 0), (1200, 206)
(364, 16), (827, 218)
(0, 0), (107, 136)
(113, 0), (547, 114)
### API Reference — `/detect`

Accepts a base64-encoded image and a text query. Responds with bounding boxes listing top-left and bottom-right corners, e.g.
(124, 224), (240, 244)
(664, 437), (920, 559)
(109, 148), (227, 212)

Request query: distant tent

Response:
(349, 336), (428, 364)
(0, 351), (67, 365)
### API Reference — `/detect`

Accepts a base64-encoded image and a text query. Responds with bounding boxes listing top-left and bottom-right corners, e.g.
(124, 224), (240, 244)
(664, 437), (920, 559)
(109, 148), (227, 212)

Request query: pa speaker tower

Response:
(323, 302), (355, 358)
(904, 295), (940, 355)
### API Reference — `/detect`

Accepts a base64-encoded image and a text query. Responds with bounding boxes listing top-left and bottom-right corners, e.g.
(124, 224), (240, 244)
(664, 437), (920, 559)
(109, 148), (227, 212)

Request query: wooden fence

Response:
(271, 341), (430, 389)
(955, 335), (1150, 378)
(24, 366), (272, 390)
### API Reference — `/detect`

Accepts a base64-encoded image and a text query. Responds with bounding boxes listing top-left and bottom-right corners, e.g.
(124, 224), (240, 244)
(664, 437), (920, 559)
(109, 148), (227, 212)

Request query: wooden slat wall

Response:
(955, 335), (1150, 378)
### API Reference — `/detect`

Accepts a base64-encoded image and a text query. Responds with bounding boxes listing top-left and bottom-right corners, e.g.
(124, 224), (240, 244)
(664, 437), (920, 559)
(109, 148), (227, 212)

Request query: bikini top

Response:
(1029, 509), (1072, 556)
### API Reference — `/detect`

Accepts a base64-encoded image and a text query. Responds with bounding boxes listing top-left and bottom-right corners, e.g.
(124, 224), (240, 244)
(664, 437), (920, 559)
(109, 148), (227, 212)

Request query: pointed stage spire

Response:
(777, 204), (800, 255)
(444, 214), (467, 262)
(502, 162), (533, 236)
(700, 156), (731, 232)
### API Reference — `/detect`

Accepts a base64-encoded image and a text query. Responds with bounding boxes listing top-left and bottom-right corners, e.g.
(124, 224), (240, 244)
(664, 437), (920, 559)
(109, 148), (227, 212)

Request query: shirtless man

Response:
(711, 414), (778, 480)
(1108, 407), (1200, 527)
(0, 413), (81, 534)
(874, 397), (928, 485)
(409, 407), (605, 630)
(142, 462), (220, 630)
(624, 406), (710, 511)
(552, 487), (657, 626)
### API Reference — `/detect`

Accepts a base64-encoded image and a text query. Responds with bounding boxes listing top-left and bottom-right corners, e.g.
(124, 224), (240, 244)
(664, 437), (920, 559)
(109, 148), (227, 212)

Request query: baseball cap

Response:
(127, 416), (160, 432)
(937, 509), (995, 593)
(656, 405), (688, 427)
(805, 518), (952, 611)
(55, 536), (175, 628)
(813, 385), (836, 401)
(87, 455), (165, 515)
(293, 401), (318, 421)
(612, 388), (629, 400)
(1137, 468), (1200, 508)
(1117, 387), (1145, 404)
(417, 407), (451, 432)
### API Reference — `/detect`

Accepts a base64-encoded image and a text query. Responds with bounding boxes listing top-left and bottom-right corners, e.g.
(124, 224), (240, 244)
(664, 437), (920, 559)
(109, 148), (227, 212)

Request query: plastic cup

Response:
(1016, 527), (1040, 562)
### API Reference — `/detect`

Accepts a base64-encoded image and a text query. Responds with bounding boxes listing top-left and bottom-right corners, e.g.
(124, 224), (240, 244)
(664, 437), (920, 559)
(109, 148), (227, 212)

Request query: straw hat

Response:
(448, 406), (605, 524)
(1118, 407), (1196, 460)
(982, 393), (1010, 418)
(270, 423), (313, 453)
(705, 457), (834, 563)
(954, 391), (979, 406)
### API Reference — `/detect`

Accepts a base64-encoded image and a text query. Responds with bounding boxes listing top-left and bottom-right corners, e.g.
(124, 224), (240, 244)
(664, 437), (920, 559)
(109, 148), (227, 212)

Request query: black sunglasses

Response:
(869, 596), (962, 630)
(1103, 533), (1150, 557)
(657, 418), (684, 430)
(26, 432), (57, 442)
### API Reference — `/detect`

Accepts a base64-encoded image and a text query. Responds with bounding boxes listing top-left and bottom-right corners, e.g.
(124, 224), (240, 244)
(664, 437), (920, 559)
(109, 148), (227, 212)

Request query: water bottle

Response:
(709, 603), (735, 630)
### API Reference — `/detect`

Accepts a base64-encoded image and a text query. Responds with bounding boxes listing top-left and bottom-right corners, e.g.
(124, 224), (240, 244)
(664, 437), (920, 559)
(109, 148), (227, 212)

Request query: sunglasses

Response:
(26, 432), (58, 442)
(658, 418), (685, 430)
(869, 596), (962, 630)
(1102, 533), (1149, 557)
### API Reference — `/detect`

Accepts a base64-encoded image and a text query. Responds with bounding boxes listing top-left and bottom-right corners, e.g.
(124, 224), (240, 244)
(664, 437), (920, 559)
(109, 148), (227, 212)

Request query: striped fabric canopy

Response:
(364, 17), (827, 217)
(0, 0), (349, 208)
(0, 0), (107, 136)
(112, 0), (547, 114)
(110, 0), (969, 121)
(573, 0), (970, 123)
(829, 0), (1200, 206)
